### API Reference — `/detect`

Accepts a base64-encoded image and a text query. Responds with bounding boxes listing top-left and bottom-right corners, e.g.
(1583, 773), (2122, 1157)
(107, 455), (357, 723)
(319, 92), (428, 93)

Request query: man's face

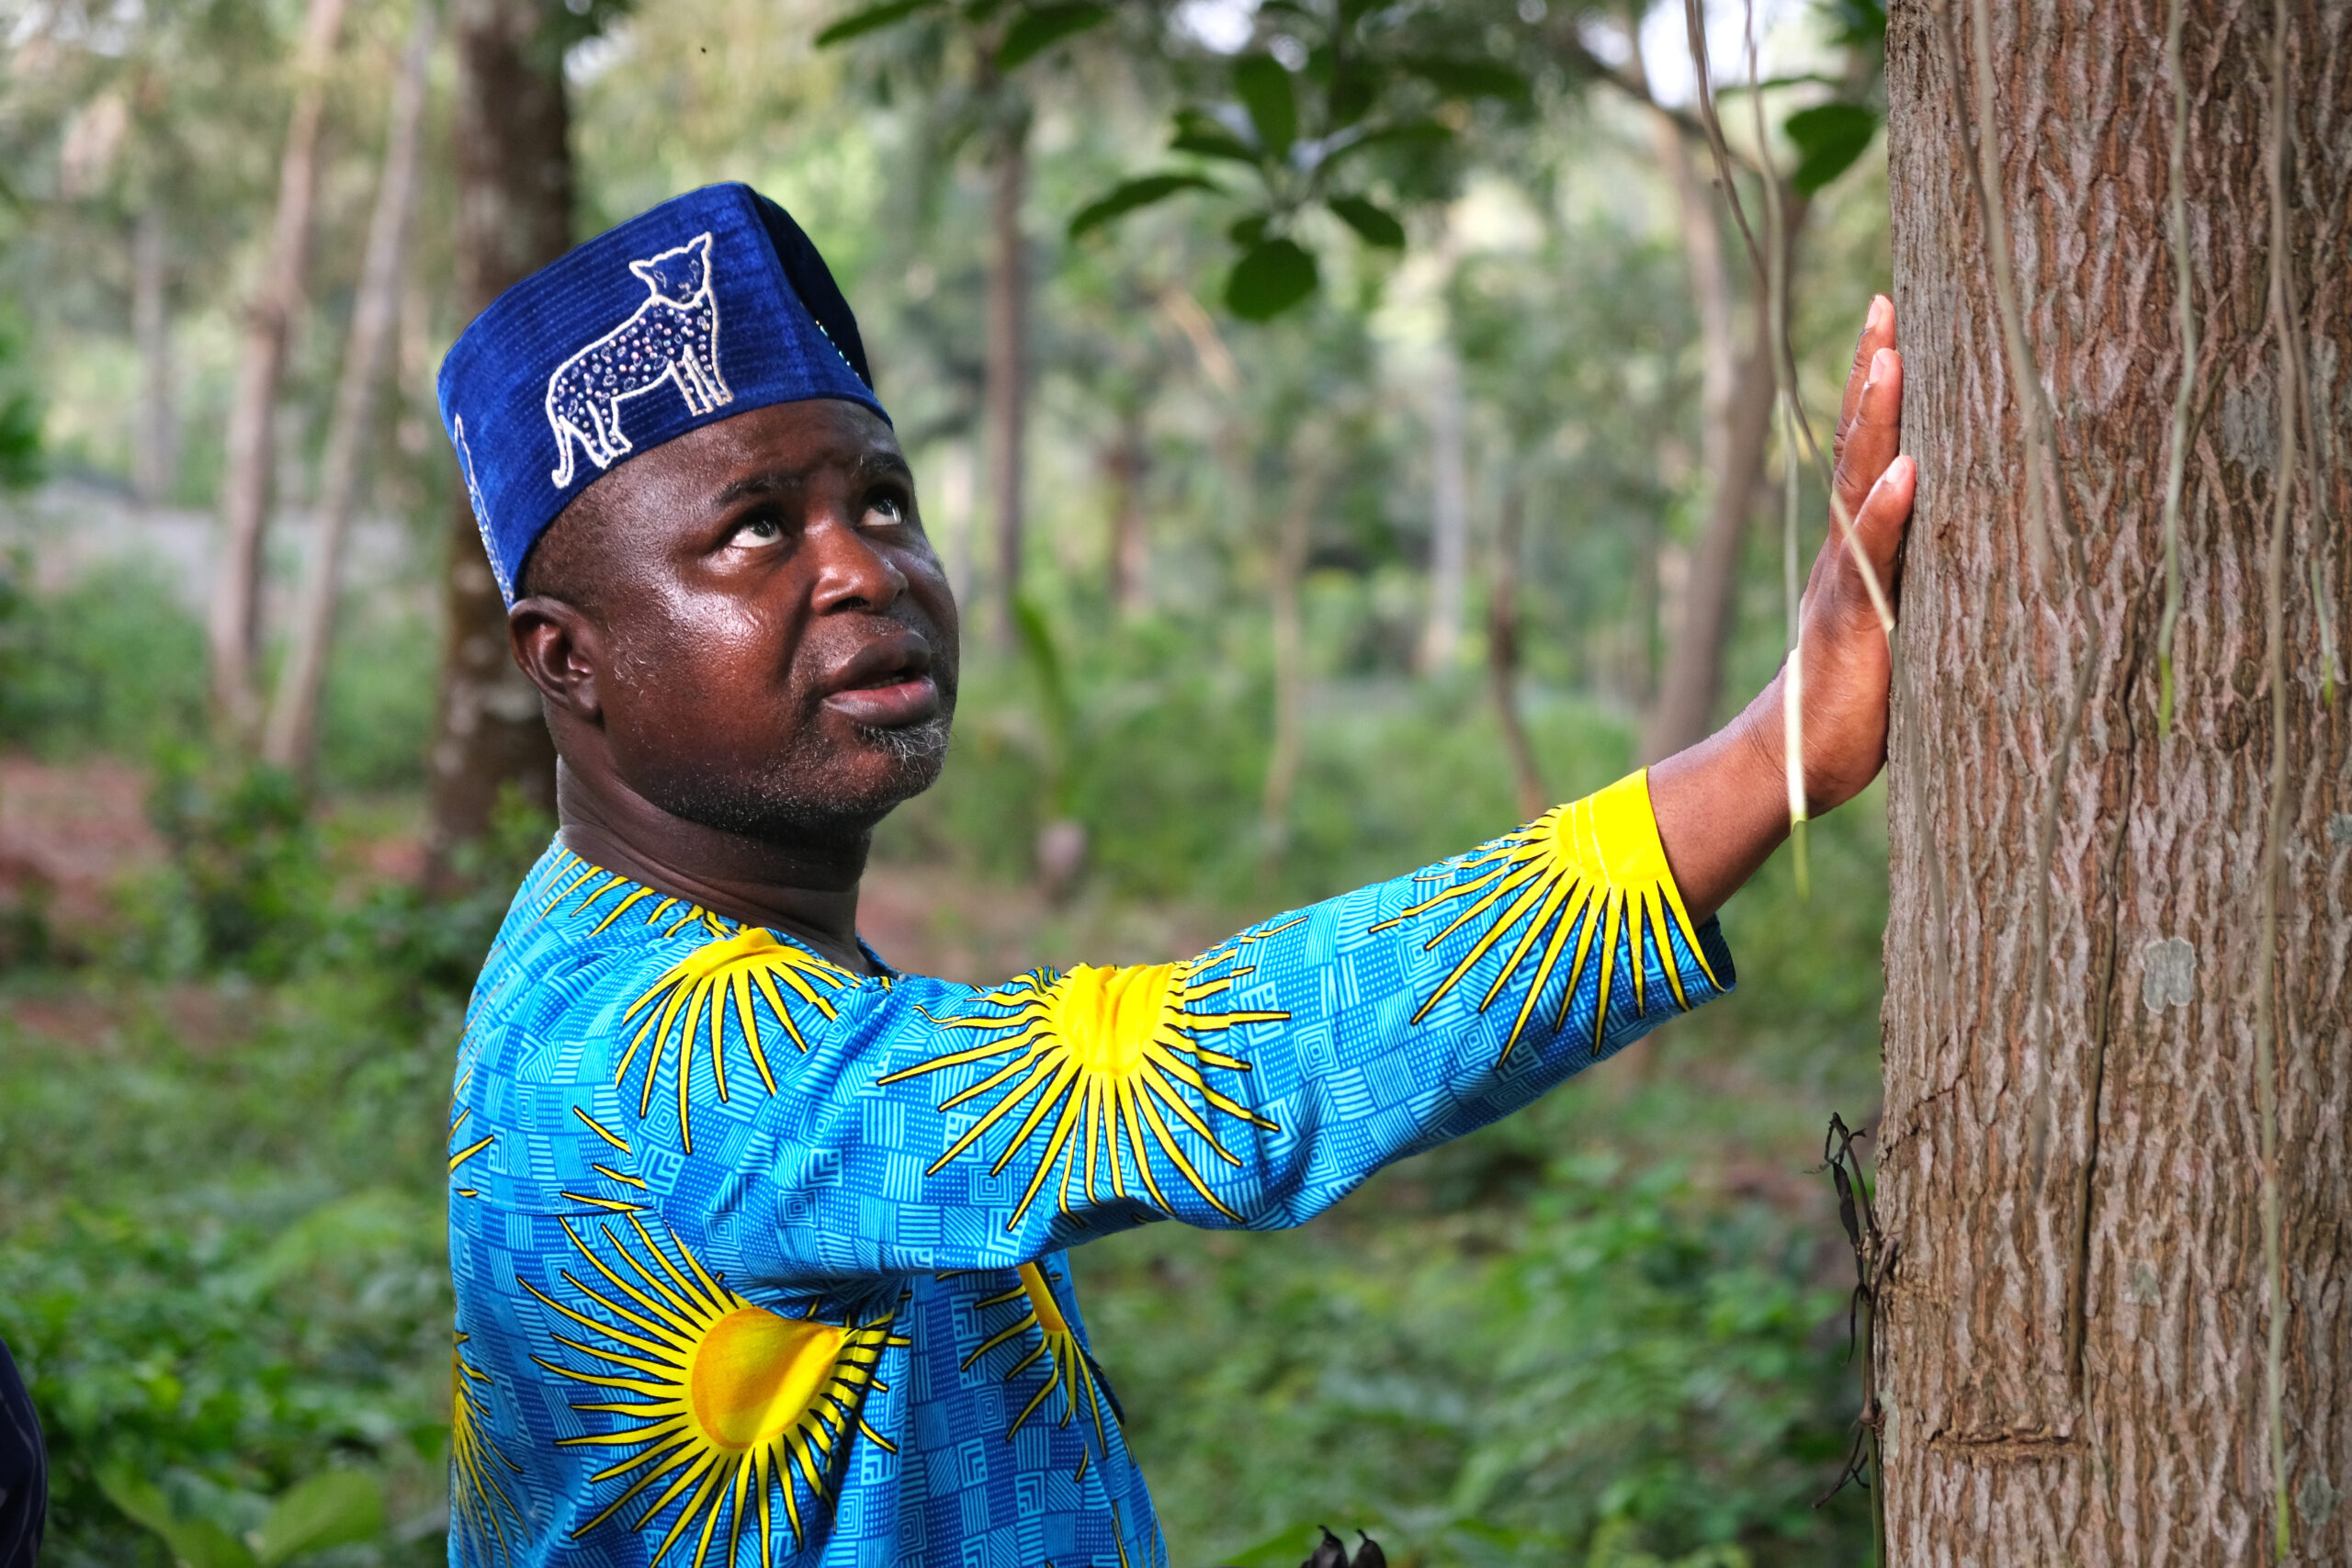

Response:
(527, 398), (959, 842)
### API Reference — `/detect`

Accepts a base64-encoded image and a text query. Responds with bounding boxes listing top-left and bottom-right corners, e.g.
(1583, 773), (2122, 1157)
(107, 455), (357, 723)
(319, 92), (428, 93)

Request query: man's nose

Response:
(808, 514), (908, 615)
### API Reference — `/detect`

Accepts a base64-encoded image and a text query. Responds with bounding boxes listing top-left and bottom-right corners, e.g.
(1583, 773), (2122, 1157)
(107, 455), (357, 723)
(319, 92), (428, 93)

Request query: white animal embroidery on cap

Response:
(544, 231), (732, 489)
(452, 415), (510, 600)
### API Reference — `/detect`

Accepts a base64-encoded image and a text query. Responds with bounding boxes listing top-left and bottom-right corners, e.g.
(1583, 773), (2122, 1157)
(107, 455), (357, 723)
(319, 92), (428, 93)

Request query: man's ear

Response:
(509, 595), (605, 724)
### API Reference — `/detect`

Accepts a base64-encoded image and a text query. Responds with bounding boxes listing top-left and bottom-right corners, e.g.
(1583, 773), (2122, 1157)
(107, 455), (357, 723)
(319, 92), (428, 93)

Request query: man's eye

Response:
(729, 513), (782, 545)
(865, 496), (906, 527)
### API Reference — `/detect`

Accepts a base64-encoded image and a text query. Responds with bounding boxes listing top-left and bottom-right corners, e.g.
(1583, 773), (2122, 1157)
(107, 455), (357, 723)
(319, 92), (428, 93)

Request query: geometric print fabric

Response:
(446, 769), (1734, 1567)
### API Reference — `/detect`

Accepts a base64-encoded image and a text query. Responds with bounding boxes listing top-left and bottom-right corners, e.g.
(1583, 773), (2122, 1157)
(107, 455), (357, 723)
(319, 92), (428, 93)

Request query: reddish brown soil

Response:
(0, 753), (161, 940)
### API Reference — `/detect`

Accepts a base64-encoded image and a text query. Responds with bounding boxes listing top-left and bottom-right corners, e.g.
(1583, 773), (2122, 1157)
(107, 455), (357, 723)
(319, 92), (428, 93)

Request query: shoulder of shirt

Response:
(477, 844), (927, 1027)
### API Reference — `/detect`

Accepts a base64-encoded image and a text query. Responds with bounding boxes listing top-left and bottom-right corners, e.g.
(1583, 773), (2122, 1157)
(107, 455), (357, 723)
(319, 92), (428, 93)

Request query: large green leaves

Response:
(1326, 194), (1404, 248)
(249, 1472), (385, 1567)
(1232, 55), (1297, 158)
(996, 2), (1111, 68)
(1069, 172), (1224, 238)
(1396, 56), (1531, 107)
(1784, 102), (1880, 192)
(101, 1466), (386, 1568)
(814, 0), (944, 47)
(815, 0), (1107, 64)
(1171, 107), (1261, 165)
(1225, 237), (1318, 321)
(1824, 0), (1889, 46)
(100, 1472), (255, 1568)
(1319, 118), (1453, 171)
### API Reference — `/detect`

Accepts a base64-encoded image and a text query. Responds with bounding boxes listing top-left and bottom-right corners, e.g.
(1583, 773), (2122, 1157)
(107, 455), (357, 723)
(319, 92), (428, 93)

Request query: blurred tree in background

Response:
(0, 0), (1899, 1562)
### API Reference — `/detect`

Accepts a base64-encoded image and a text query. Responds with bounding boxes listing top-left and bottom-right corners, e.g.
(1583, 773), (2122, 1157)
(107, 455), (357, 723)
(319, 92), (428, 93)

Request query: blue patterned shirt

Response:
(446, 770), (1734, 1568)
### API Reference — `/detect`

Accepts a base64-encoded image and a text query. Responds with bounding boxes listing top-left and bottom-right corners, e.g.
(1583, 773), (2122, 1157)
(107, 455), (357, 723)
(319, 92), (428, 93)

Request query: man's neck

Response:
(553, 760), (879, 975)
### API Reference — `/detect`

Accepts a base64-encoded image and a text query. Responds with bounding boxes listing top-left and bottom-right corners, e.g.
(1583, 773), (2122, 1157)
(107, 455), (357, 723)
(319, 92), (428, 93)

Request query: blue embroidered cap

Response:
(436, 182), (887, 604)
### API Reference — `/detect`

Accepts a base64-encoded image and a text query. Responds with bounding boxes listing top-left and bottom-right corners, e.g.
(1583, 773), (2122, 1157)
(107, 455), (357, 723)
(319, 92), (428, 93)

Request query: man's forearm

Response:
(1647, 673), (1791, 926)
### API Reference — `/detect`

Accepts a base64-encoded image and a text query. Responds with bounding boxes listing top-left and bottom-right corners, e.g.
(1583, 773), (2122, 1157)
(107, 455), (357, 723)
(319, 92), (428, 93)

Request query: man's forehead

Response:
(709, 446), (914, 507)
(677, 400), (909, 504)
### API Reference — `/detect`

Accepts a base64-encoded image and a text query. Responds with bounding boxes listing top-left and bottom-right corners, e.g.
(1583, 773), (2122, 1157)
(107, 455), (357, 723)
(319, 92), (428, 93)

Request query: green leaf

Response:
(1397, 57), (1531, 105)
(1227, 211), (1270, 248)
(1824, 0), (1888, 47)
(995, 2), (1110, 69)
(98, 1470), (259, 1568)
(1171, 108), (1261, 165)
(1326, 194), (1405, 248)
(814, 0), (943, 46)
(1784, 101), (1880, 192)
(1067, 172), (1223, 238)
(1233, 55), (1297, 159)
(252, 1471), (384, 1568)
(1326, 64), (1376, 130)
(96, 1470), (182, 1541)
(1320, 117), (1452, 169)
(1224, 237), (1318, 321)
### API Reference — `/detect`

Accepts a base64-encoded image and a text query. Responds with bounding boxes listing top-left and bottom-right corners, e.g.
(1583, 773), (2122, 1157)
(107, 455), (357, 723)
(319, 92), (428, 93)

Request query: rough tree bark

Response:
(1878, 2), (2349, 1562)
(265, 0), (435, 780)
(424, 0), (570, 886)
(208, 0), (346, 736)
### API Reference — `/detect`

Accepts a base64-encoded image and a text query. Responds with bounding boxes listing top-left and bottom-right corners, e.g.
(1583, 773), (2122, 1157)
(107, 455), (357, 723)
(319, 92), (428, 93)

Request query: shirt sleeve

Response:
(637, 767), (1736, 1290)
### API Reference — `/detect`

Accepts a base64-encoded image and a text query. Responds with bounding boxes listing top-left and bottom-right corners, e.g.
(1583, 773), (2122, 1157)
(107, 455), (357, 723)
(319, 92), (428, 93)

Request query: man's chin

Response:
(647, 715), (953, 846)
(846, 712), (953, 776)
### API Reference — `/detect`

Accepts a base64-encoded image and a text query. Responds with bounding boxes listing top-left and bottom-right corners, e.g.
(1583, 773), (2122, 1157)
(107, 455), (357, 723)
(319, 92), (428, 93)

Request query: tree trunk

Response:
(132, 206), (174, 506)
(1624, 510), (1657, 707)
(935, 437), (977, 610)
(1417, 337), (1468, 673)
(1487, 474), (1545, 819)
(424, 0), (571, 887)
(1644, 80), (1736, 496)
(264, 0), (435, 781)
(1261, 429), (1329, 863)
(1105, 406), (1148, 617)
(1877, 2), (2349, 1562)
(985, 103), (1031, 647)
(208, 0), (346, 738)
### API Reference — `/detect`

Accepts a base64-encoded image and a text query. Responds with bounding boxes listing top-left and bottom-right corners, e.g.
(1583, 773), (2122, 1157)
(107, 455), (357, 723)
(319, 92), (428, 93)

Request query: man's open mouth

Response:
(822, 633), (942, 729)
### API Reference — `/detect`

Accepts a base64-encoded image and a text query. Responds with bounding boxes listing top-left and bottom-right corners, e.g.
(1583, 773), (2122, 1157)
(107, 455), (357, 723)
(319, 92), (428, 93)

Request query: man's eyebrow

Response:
(852, 449), (915, 484)
(708, 449), (913, 509)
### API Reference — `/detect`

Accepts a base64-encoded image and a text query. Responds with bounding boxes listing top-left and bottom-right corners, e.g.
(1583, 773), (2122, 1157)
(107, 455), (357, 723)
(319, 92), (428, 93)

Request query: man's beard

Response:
(852, 712), (954, 770)
(647, 700), (956, 851)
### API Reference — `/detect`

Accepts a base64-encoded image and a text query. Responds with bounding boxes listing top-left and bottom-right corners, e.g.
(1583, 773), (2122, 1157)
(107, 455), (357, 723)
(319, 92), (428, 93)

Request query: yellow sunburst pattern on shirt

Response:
(452, 1332), (524, 1564)
(539, 859), (730, 942)
(525, 1213), (906, 1568)
(614, 928), (857, 1153)
(962, 1262), (1116, 1474)
(529, 855), (866, 1153)
(878, 940), (1291, 1230)
(1374, 770), (1720, 1066)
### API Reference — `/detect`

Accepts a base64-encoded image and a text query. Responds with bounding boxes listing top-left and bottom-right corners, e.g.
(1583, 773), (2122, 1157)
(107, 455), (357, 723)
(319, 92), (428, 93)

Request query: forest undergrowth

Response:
(0, 569), (1883, 1568)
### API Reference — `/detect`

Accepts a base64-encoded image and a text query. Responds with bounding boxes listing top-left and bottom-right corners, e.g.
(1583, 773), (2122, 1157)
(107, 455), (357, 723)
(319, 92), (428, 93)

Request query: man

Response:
(437, 182), (1912, 1568)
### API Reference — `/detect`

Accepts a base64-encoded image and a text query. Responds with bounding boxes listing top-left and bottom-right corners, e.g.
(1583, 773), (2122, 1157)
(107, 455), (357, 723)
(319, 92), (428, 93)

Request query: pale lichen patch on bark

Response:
(2139, 936), (2196, 1011)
